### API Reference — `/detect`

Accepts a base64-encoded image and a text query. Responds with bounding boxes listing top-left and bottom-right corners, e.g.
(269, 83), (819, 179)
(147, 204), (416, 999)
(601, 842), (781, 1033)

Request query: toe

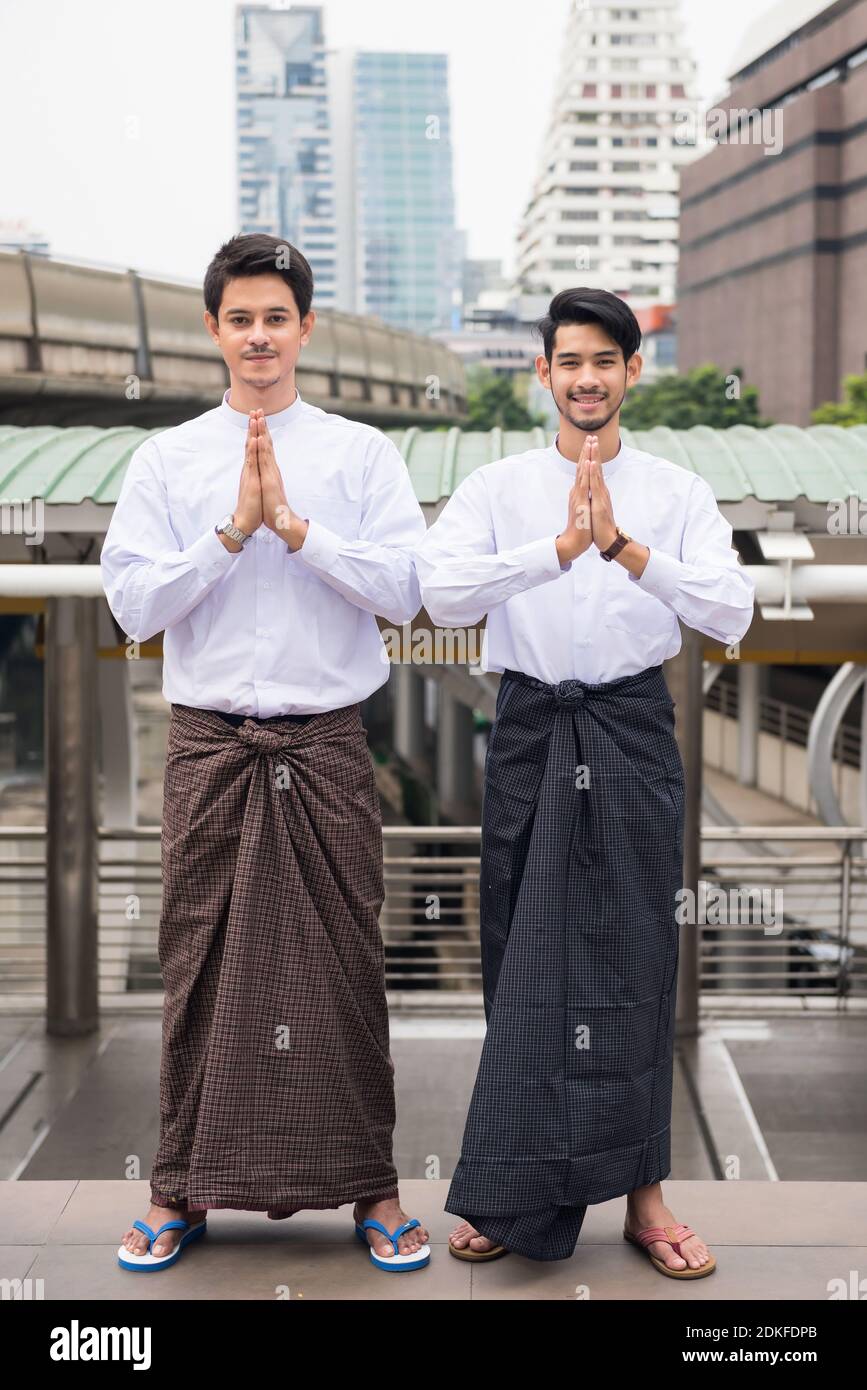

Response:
(682, 1236), (709, 1268)
(656, 1244), (686, 1268)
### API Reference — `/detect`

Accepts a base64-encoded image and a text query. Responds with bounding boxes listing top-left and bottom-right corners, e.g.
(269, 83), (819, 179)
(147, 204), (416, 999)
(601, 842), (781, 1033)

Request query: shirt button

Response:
(263, 581), (272, 590)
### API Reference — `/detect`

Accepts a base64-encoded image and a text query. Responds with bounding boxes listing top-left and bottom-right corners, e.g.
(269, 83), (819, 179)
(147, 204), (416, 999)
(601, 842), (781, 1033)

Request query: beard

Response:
(554, 382), (625, 432)
(240, 365), (282, 390)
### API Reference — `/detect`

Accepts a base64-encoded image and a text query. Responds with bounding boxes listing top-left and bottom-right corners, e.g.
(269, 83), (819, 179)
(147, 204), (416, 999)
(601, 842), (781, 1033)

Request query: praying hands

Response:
(220, 409), (309, 552)
(555, 432), (649, 576)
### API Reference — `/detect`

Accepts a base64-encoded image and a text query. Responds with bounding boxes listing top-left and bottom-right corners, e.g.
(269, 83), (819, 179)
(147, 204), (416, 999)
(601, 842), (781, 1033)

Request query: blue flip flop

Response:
(354, 1215), (431, 1271)
(117, 1217), (207, 1272)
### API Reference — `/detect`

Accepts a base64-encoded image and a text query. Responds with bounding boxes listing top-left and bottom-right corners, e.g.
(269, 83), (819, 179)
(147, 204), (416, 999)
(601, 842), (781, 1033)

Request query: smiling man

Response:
(414, 287), (755, 1273)
(101, 233), (431, 1274)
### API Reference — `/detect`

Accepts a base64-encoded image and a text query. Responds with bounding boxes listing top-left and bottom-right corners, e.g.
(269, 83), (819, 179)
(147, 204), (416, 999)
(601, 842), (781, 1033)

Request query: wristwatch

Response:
(599, 526), (632, 562)
(215, 514), (251, 546)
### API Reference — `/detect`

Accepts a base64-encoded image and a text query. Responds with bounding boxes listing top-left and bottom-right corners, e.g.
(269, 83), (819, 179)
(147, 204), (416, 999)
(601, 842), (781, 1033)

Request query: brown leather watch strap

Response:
(600, 527), (631, 562)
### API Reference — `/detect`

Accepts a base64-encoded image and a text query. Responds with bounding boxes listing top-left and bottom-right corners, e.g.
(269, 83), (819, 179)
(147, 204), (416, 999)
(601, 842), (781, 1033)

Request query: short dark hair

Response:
(203, 233), (314, 321)
(536, 288), (641, 365)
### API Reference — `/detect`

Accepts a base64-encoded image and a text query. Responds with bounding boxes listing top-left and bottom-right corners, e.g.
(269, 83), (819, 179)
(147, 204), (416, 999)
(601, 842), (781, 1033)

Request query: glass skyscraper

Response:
(352, 51), (459, 334)
(236, 4), (337, 306)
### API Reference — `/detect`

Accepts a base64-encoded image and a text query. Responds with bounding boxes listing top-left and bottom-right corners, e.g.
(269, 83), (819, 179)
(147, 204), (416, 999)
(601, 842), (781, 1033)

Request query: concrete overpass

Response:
(0, 251), (467, 427)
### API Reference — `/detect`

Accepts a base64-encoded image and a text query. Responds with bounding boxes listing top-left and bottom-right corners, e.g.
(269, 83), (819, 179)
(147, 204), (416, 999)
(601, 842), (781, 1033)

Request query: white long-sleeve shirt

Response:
(100, 388), (427, 715)
(413, 436), (755, 683)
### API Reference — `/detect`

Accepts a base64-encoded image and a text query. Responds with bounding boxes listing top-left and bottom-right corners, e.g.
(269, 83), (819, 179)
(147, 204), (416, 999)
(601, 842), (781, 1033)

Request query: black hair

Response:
(536, 287), (641, 365)
(203, 233), (314, 322)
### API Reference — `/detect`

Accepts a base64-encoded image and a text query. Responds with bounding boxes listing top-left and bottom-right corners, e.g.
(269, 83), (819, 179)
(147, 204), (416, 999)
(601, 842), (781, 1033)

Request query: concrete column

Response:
(738, 661), (760, 788)
(664, 626), (703, 1038)
(436, 686), (476, 822)
(45, 597), (99, 1036)
(392, 664), (426, 771)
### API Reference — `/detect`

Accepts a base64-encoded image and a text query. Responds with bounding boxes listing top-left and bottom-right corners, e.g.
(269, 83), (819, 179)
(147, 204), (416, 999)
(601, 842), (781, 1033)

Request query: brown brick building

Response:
(677, 0), (867, 425)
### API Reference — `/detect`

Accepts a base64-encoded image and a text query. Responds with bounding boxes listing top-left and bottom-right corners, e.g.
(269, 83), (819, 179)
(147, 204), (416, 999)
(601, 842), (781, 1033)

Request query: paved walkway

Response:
(2, 1009), (866, 1299)
(5, 1177), (866, 1300)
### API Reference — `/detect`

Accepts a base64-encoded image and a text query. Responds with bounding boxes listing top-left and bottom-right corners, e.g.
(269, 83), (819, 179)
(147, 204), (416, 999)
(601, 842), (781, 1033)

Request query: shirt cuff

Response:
(513, 534), (570, 584)
(295, 516), (342, 573)
(628, 546), (681, 602)
(189, 523), (243, 576)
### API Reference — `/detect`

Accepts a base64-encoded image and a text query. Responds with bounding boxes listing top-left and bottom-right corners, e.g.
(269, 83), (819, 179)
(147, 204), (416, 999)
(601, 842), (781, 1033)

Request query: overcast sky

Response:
(2, 0), (776, 283)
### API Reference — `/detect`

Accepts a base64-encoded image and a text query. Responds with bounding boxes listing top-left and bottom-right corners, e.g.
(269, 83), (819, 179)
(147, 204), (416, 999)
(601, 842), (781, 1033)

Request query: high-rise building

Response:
(235, 6), (460, 331)
(514, 0), (701, 308)
(236, 4), (339, 306)
(348, 50), (460, 333)
(678, 0), (867, 425)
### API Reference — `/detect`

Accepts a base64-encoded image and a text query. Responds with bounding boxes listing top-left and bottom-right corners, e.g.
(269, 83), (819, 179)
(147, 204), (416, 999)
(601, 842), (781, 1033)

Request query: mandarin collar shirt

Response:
(100, 388), (427, 716)
(413, 437), (756, 684)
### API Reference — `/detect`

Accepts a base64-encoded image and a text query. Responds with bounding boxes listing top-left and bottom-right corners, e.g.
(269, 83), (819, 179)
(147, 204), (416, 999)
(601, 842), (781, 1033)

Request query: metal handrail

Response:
(0, 825), (864, 1003)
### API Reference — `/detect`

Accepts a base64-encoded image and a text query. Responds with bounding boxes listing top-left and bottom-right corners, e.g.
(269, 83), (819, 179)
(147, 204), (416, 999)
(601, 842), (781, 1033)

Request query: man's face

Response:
(536, 320), (641, 433)
(204, 272), (314, 390)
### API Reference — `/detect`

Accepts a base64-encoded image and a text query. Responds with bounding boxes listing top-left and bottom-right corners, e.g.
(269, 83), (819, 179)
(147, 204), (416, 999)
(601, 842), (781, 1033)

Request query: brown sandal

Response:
(624, 1221), (716, 1278)
(448, 1230), (509, 1262)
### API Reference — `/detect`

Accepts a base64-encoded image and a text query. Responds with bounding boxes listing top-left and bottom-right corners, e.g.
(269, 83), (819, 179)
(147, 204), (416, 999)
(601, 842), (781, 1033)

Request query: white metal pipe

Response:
(0, 563), (865, 603)
(743, 566), (867, 602)
(0, 566), (105, 596)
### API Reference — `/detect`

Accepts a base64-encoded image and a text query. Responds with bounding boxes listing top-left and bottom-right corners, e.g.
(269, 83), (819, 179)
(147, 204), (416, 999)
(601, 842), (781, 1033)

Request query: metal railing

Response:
(706, 684), (861, 769)
(0, 825), (864, 1005)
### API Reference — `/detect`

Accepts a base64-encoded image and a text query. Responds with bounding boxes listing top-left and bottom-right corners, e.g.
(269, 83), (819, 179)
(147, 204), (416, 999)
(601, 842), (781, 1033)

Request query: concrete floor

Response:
(2, 1012), (866, 1299)
(5, 1176), (867, 1300)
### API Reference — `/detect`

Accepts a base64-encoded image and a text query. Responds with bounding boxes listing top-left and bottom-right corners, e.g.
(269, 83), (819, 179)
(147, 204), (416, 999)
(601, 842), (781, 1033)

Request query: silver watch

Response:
(215, 514), (251, 546)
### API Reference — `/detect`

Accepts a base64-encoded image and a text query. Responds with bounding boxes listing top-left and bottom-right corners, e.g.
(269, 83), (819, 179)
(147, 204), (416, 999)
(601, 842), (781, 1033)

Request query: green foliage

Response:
(811, 373), (867, 425)
(620, 363), (772, 429)
(462, 369), (547, 431)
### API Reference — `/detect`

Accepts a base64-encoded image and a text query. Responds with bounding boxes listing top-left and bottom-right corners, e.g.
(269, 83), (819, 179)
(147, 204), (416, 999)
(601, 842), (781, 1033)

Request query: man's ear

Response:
(535, 353), (552, 390)
(203, 310), (220, 347)
(627, 351), (643, 388)
(300, 309), (316, 346)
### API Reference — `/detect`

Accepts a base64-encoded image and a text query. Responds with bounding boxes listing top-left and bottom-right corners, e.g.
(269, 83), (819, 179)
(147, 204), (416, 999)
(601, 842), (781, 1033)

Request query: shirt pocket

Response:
(289, 494), (362, 540)
(604, 572), (673, 637)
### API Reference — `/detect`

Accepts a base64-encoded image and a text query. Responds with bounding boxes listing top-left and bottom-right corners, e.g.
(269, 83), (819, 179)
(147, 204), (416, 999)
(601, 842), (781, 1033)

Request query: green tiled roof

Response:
(2, 422), (867, 506)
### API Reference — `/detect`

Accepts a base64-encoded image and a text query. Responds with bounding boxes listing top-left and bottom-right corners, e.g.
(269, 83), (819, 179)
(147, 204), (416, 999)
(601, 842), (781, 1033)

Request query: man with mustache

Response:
(414, 287), (755, 1274)
(103, 233), (431, 1274)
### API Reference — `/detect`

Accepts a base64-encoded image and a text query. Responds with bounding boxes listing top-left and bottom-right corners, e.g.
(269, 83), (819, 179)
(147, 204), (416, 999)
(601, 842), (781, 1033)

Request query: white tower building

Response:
(514, 0), (702, 309)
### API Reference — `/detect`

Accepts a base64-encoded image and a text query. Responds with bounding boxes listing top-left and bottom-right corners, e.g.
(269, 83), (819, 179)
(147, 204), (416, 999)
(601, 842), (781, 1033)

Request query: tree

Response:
(462, 369), (547, 431)
(620, 363), (772, 429)
(811, 373), (867, 425)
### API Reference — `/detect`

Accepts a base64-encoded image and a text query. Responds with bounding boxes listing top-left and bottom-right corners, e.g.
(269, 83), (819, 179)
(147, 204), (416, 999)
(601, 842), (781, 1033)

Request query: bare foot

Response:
(120, 1202), (205, 1258)
(353, 1197), (429, 1259)
(448, 1219), (500, 1254)
(625, 1202), (712, 1272)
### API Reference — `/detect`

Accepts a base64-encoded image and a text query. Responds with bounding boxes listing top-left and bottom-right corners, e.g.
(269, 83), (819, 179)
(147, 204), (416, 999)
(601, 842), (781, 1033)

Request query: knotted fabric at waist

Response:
(501, 664), (669, 710)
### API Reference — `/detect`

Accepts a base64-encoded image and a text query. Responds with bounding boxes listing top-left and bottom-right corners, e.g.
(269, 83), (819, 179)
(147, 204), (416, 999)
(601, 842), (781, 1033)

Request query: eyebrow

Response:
(556, 349), (619, 359)
(224, 306), (292, 314)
